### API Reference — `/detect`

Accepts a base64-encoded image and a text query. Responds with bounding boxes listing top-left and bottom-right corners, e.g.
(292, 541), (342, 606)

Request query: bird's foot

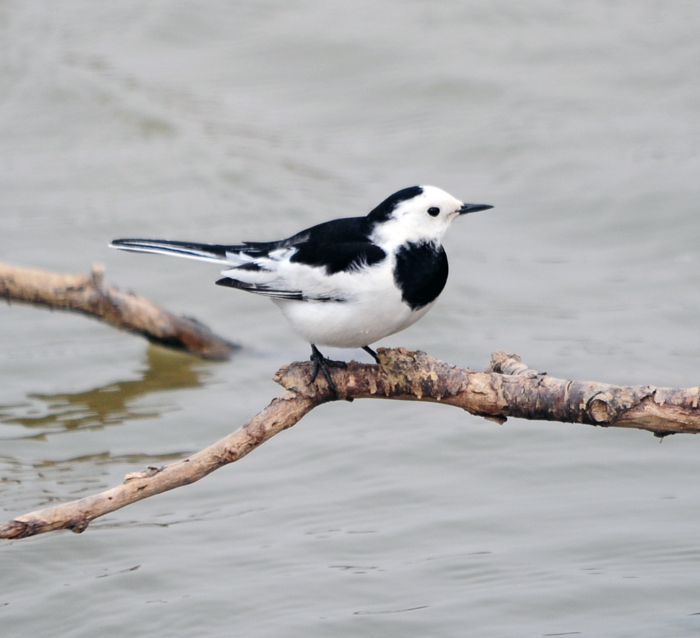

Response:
(309, 345), (347, 397)
(362, 345), (381, 364)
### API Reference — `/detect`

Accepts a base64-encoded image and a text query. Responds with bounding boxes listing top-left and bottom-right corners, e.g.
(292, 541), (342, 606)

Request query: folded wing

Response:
(111, 215), (386, 304)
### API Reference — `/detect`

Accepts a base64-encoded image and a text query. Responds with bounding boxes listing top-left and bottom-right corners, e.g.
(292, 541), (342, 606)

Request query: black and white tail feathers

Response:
(109, 238), (249, 264)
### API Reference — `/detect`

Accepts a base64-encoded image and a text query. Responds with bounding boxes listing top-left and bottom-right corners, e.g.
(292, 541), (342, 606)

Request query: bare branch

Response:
(0, 261), (238, 360)
(0, 393), (316, 539)
(2, 348), (699, 540)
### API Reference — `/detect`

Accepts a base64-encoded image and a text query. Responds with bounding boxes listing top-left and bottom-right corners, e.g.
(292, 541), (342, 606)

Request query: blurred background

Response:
(1, 1), (700, 636)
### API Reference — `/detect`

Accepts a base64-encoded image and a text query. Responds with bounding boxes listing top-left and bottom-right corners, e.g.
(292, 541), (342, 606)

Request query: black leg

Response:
(362, 345), (381, 364)
(309, 344), (346, 396)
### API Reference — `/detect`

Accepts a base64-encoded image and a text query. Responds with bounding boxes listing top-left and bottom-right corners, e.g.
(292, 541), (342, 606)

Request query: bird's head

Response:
(367, 185), (492, 248)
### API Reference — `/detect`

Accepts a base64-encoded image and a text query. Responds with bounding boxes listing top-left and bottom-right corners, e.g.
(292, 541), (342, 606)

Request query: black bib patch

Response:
(393, 242), (448, 310)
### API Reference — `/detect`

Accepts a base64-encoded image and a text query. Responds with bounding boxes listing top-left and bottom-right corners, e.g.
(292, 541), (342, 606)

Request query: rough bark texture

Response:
(2, 348), (699, 540)
(0, 261), (238, 360)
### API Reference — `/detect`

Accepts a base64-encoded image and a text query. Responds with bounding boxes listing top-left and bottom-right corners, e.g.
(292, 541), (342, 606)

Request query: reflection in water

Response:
(0, 346), (214, 435)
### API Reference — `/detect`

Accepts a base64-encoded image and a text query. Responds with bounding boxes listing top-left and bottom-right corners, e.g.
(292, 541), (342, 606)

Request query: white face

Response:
(371, 185), (466, 249)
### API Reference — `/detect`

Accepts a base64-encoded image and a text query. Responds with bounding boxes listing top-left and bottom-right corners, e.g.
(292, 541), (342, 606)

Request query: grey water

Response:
(2, 1), (700, 636)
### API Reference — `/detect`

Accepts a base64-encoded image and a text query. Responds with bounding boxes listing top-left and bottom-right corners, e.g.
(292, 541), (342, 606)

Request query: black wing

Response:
(240, 217), (387, 275)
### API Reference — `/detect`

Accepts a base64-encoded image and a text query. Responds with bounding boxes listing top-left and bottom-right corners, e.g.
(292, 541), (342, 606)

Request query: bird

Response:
(111, 185), (492, 394)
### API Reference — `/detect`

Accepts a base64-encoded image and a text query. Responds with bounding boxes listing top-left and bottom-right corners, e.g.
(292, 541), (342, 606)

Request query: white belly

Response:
(273, 273), (435, 348)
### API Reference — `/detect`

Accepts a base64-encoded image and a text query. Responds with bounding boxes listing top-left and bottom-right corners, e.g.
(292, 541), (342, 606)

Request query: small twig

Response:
(0, 261), (238, 360)
(2, 348), (699, 540)
(486, 350), (544, 378)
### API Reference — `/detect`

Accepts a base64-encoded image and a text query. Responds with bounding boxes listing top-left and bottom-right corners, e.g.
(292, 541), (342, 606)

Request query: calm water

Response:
(2, 1), (700, 636)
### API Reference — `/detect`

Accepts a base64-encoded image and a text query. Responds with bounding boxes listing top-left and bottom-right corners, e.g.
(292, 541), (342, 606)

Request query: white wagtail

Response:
(111, 186), (492, 393)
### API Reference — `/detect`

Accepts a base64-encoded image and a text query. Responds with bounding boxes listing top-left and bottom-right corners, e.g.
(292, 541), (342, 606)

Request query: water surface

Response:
(2, 1), (700, 636)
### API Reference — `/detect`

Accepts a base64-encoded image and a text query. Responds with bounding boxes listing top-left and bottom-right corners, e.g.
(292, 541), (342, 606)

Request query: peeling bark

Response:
(2, 348), (699, 540)
(0, 261), (238, 360)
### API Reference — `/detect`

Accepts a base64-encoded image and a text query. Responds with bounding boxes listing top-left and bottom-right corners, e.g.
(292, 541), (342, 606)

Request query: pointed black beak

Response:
(459, 203), (493, 215)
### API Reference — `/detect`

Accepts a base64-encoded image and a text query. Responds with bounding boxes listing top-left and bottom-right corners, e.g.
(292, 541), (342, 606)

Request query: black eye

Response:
(427, 207), (440, 217)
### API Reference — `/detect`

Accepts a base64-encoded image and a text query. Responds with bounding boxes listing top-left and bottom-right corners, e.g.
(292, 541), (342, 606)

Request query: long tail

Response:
(110, 238), (243, 265)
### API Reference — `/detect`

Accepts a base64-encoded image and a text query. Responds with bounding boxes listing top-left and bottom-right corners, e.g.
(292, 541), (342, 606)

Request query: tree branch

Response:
(0, 261), (238, 360)
(2, 348), (699, 540)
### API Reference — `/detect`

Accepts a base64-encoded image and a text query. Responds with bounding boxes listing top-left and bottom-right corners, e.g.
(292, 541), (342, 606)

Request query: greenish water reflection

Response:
(0, 346), (214, 436)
